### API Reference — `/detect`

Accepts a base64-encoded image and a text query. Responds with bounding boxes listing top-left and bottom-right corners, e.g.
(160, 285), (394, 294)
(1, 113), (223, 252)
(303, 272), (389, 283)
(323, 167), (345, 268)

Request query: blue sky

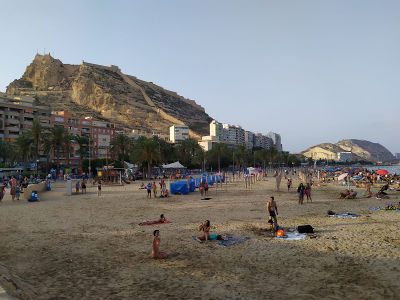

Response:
(1, 0), (399, 153)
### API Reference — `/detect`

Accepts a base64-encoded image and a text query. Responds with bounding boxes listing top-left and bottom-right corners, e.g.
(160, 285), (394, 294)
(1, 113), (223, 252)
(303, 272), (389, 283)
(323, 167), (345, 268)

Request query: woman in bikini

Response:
(151, 230), (168, 259)
(197, 220), (211, 241)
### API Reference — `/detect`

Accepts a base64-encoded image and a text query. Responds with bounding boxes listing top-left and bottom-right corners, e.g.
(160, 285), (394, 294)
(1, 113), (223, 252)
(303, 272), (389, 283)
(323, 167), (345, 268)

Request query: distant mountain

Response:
(6, 54), (213, 138)
(302, 139), (395, 162)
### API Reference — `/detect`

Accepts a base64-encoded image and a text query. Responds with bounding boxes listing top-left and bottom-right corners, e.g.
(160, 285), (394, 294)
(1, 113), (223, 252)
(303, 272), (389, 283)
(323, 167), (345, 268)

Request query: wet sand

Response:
(0, 177), (399, 299)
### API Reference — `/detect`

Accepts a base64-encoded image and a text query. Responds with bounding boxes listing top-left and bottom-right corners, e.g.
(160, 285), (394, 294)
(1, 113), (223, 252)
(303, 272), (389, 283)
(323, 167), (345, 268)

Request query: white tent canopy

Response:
(162, 161), (186, 169)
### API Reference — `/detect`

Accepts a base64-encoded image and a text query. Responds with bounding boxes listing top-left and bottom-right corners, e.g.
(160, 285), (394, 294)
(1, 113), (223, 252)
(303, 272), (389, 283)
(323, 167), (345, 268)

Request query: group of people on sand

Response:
(143, 180), (169, 198)
(199, 181), (209, 197)
(0, 176), (24, 202)
(75, 179), (88, 194)
(297, 183), (312, 204)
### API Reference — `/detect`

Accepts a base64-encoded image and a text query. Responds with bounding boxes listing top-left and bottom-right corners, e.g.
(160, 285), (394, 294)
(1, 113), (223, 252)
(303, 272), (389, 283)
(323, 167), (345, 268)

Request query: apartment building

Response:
(169, 124), (189, 143)
(254, 133), (273, 149)
(267, 132), (283, 151)
(0, 94), (51, 142)
(51, 111), (116, 164)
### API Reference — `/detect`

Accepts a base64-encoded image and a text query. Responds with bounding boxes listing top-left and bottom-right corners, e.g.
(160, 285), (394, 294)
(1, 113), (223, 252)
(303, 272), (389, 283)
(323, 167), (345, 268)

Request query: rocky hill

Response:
(302, 139), (395, 162)
(6, 54), (213, 138)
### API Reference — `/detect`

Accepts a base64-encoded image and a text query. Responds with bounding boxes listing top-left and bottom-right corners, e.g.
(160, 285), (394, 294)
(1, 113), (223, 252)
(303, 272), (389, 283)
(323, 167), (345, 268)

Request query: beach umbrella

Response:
(338, 173), (349, 181)
(376, 169), (389, 176)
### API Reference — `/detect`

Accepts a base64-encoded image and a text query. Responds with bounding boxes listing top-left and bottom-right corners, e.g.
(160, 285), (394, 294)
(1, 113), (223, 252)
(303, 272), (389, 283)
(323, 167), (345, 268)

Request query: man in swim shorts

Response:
(267, 196), (278, 231)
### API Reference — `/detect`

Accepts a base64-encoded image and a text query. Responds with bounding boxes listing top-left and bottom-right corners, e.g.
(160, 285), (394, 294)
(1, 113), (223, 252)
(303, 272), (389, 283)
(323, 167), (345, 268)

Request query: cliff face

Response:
(302, 139), (395, 162)
(6, 54), (213, 137)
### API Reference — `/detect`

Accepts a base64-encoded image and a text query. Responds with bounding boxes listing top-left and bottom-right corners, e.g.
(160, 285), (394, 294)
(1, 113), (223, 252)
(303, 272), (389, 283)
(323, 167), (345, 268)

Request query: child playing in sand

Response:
(151, 230), (168, 259)
(146, 182), (152, 198)
(197, 220), (211, 241)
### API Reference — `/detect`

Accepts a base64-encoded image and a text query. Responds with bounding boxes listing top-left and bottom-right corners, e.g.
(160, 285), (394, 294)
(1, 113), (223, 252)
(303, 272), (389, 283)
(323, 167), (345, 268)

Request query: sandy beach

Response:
(0, 177), (399, 299)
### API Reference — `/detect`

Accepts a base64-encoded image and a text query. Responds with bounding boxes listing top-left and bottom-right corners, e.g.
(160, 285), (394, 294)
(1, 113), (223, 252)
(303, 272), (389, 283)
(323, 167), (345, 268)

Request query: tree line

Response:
(0, 119), (301, 174)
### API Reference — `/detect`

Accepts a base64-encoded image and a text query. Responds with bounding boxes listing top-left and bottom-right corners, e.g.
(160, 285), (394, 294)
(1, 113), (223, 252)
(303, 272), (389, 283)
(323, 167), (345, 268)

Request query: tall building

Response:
(209, 120), (224, 141)
(395, 153), (400, 159)
(223, 124), (245, 146)
(244, 131), (255, 150)
(169, 124), (189, 143)
(267, 132), (282, 151)
(254, 133), (273, 149)
(0, 94), (51, 142)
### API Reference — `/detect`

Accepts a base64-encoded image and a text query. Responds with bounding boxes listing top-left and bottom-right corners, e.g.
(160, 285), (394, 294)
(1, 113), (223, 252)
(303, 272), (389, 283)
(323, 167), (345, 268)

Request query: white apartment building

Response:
(244, 131), (255, 150)
(223, 124), (245, 146)
(209, 120), (224, 141)
(267, 132), (282, 151)
(169, 124), (189, 143)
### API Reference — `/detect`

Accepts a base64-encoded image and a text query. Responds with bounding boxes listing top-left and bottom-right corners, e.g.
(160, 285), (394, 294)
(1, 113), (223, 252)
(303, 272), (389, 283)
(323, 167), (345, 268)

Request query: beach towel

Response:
(275, 231), (306, 240)
(218, 235), (249, 247)
(138, 220), (171, 226)
(329, 212), (361, 219)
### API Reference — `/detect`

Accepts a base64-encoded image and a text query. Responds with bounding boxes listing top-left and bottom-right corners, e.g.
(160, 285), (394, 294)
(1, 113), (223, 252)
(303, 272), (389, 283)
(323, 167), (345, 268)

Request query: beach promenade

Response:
(0, 177), (399, 299)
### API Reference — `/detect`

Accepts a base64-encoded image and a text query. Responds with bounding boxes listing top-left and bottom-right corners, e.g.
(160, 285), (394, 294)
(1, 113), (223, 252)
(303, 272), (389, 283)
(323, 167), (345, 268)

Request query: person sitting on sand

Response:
(151, 230), (168, 259)
(339, 189), (350, 199)
(197, 220), (211, 241)
(345, 189), (357, 199)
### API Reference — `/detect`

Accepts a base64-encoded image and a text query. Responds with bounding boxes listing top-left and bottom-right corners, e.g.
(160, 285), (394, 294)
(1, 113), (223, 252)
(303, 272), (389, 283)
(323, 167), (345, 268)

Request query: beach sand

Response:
(0, 177), (399, 299)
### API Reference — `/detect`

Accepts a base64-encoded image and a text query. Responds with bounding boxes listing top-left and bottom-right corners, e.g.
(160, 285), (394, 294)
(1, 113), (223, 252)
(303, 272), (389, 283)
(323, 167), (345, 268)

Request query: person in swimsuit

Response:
(81, 179), (87, 194)
(151, 230), (168, 259)
(197, 220), (211, 241)
(287, 178), (292, 192)
(97, 180), (102, 196)
(267, 196), (278, 231)
(158, 214), (166, 223)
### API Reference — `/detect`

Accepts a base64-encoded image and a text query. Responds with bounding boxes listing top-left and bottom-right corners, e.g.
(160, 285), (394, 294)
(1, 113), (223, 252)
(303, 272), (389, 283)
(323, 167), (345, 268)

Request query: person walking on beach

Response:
(10, 176), (17, 201)
(81, 179), (87, 194)
(97, 180), (102, 196)
(297, 183), (305, 204)
(305, 183), (312, 202)
(0, 184), (5, 202)
(146, 182), (152, 198)
(152, 182), (157, 198)
(276, 172), (282, 191)
(287, 178), (292, 192)
(267, 196), (278, 231)
(204, 181), (209, 196)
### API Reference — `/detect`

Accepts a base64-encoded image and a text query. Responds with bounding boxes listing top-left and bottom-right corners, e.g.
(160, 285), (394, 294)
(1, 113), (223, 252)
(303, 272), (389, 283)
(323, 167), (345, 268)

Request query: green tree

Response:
(207, 143), (231, 171)
(15, 131), (34, 163)
(31, 118), (43, 161)
(63, 132), (75, 168)
(111, 133), (132, 165)
(176, 138), (204, 169)
(74, 135), (89, 171)
(131, 137), (160, 178)
(50, 126), (66, 170)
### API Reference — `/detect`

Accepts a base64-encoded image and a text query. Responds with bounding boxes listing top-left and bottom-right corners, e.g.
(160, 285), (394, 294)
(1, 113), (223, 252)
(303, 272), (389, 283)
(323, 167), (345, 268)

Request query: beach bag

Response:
(297, 225), (314, 233)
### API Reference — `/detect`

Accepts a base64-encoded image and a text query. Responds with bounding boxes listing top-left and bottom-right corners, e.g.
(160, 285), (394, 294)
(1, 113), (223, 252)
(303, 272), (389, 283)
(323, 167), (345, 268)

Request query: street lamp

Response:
(36, 159), (40, 178)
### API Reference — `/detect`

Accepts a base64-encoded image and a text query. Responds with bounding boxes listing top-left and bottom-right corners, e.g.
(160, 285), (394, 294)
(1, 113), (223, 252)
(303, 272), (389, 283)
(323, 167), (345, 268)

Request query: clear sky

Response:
(1, 0), (399, 153)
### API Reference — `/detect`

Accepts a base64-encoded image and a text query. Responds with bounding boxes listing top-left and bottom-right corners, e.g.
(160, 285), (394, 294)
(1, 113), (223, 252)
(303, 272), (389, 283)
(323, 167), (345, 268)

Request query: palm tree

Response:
(15, 131), (34, 163)
(50, 126), (66, 170)
(63, 132), (75, 169)
(31, 118), (43, 161)
(209, 143), (229, 172)
(74, 135), (89, 171)
(111, 133), (132, 165)
(176, 139), (203, 169)
(131, 137), (160, 178)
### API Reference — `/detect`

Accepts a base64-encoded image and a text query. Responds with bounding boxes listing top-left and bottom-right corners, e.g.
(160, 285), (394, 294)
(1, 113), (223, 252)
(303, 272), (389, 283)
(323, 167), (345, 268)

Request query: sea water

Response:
(366, 165), (400, 175)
